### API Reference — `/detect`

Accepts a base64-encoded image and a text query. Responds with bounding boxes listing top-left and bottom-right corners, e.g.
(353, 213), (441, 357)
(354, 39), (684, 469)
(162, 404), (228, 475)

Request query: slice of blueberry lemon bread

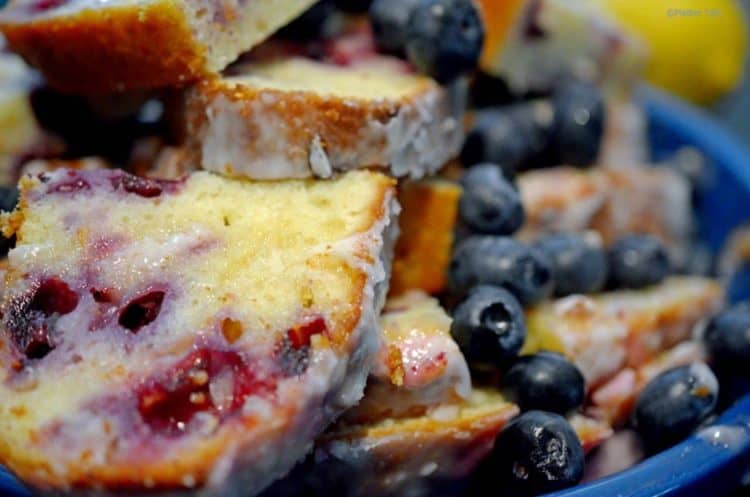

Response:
(477, 0), (646, 93)
(518, 166), (693, 262)
(523, 277), (723, 388)
(344, 290), (471, 424)
(0, 167), (398, 496)
(261, 293), (611, 497)
(0, 0), (316, 93)
(185, 56), (466, 180)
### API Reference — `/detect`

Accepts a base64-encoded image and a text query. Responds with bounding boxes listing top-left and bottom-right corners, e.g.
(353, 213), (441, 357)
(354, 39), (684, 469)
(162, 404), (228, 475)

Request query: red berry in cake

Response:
(118, 290), (166, 333)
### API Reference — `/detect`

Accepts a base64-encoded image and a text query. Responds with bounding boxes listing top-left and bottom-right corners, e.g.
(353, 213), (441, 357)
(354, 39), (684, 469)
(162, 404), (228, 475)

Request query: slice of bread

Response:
(0, 0), (316, 93)
(518, 165), (693, 262)
(185, 57), (466, 180)
(264, 389), (612, 497)
(476, 0), (646, 92)
(390, 178), (461, 297)
(0, 167), (398, 496)
(264, 388), (520, 497)
(344, 290), (471, 424)
(590, 341), (706, 425)
(524, 277), (723, 388)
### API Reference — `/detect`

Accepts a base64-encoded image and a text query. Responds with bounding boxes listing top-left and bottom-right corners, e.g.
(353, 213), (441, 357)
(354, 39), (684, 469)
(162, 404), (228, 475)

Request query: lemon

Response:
(596, 0), (747, 105)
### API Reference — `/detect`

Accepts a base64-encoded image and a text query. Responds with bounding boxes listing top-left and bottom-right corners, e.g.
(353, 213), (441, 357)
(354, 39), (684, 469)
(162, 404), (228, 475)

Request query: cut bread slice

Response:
(476, 0), (646, 93)
(0, 0), (316, 93)
(263, 388), (520, 497)
(524, 277), (723, 388)
(0, 167), (398, 496)
(390, 178), (461, 297)
(518, 166), (693, 262)
(185, 57), (466, 180)
(264, 389), (612, 497)
(590, 341), (706, 425)
(344, 291), (471, 424)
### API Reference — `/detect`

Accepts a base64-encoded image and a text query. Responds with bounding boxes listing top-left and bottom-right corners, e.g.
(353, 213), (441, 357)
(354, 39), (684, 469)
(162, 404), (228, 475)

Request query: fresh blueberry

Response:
(550, 81), (605, 167)
(0, 186), (19, 213)
(277, 0), (334, 40)
(369, 0), (420, 54)
(490, 411), (585, 495)
(0, 186), (18, 257)
(704, 303), (750, 375)
(534, 232), (608, 296)
(607, 234), (671, 289)
(404, 0), (485, 83)
(450, 285), (526, 369)
(633, 363), (719, 450)
(449, 236), (554, 305)
(334, 0), (371, 13)
(503, 352), (585, 414)
(459, 164), (525, 235)
(460, 101), (555, 175)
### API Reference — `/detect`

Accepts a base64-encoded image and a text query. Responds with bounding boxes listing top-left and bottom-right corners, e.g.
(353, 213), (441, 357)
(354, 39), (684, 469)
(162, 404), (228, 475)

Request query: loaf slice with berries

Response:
(476, 0), (646, 93)
(261, 290), (612, 497)
(0, 0), (316, 93)
(344, 290), (471, 424)
(0, 167), (398, 496)
(518, 166), (693, 263)
(184, 56), (466, 180)
(524, 277), (723, 388)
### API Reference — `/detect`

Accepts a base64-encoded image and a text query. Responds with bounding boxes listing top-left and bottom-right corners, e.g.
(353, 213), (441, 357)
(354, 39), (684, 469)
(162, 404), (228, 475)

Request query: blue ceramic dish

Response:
(2, 89), (750, 497)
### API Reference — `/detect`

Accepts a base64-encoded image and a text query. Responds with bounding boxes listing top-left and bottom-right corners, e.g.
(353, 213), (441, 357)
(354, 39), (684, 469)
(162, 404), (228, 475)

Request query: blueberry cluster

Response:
(448, 162), (688, 493)
(462, 81), (606, 176)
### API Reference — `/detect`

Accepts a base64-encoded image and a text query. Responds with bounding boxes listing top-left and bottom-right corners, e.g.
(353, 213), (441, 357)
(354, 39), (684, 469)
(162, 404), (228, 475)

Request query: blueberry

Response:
(490, 411), (584, 495)
(704, 303), (750, 375)
(0, 186), (18, 257)
(0, 186), (19, 213)
(450, 285), (526, 369)
(334, 0), (371, 12)
(459, 164), (524, 235)
(404, 0), (485, 83)
(369, 0), (420, 54)
(449, 236), (554, 305)
(633, 363), (719, 450)
(460, 101), (555, 174)
(534, 232), (608, 296)
(276, 0), (334, 40)
(550, 81), (605, 167)
(607, 234), (671, 289)
(503, 352), (585, 414)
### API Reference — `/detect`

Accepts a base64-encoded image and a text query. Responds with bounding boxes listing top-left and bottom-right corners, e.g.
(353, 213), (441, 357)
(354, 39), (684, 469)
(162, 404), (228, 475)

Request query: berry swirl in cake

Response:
(0, 167), (398, 496)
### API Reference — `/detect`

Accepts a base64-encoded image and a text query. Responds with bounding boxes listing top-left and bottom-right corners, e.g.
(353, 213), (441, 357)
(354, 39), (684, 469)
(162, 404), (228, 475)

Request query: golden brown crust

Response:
(476, 0), (526, 73)
(1, 1), (206, 94)
(185, 73), (442, 178)
(0, 170), (397, 493)
(390, 179), (461, 296)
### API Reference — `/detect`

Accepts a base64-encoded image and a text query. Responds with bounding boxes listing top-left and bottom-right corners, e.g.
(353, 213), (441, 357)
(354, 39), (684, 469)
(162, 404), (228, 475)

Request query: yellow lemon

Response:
(596, 0), (747, 105)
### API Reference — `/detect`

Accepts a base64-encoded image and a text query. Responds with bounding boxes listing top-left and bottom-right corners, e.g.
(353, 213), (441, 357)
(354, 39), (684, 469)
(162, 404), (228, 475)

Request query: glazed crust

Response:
(0, 170), (398, 496)
(185, 65), (464, 180)
(190, 77), (411, 171)
(0, 1), (206, 94)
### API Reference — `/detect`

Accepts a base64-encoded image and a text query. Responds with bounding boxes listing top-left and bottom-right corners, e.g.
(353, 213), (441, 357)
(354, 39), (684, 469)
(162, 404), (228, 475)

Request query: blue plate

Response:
(2, 89), (750, 497)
